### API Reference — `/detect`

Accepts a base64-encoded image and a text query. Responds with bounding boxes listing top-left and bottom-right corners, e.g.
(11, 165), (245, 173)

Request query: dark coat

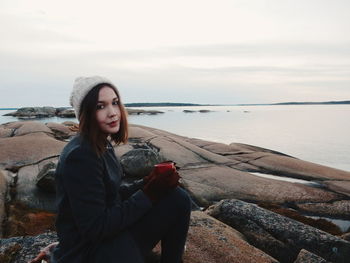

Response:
(52, 134), (152, 263)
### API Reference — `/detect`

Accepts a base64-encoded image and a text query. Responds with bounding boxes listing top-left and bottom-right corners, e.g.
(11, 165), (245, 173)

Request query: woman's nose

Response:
(108, 105), (119, 117)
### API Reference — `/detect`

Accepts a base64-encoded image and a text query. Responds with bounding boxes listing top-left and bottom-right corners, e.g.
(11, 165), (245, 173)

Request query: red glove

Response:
(143, 161), (180, 203)
(143, 161), (180, 184)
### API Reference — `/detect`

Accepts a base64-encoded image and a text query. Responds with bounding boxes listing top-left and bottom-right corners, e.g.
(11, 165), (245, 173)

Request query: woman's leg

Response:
(129, 186), (192, 263)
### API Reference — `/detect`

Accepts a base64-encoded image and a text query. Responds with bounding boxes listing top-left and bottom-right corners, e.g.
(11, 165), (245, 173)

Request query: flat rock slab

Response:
(180, 165), (340, 206)
(186, 136), (350, 182)
(0, 132), (65, 170)
(207, 199), (350, 263)
(296, 200), (350, 219)
(323, 181), (350, 197)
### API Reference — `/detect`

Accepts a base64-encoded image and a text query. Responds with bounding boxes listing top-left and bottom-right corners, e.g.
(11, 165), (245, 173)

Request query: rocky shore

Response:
(1, 120), (350, 262)
(3, 106), (164, 119)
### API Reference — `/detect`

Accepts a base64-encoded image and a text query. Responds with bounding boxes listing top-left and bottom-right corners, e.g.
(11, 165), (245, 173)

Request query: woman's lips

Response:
(108, 121), (118, 127)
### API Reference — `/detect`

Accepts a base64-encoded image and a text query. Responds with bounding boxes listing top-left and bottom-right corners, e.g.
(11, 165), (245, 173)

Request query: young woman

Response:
(50, 76), (191, 263)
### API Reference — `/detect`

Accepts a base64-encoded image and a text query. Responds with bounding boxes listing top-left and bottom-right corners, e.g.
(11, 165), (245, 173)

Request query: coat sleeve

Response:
(61, 146), (152, 241)
(119, 179), (146, 201)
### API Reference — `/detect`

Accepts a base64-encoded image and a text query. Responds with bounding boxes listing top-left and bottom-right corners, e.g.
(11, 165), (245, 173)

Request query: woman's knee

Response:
(168, 187), (192, 213)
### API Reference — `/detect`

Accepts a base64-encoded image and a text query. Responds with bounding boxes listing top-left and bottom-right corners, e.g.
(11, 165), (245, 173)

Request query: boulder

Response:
(46, 122), (74, 139)
(207, 199), (350, 263)
(114, 144), (134, 158)
(182, 211), (278, 263)
(293, 249), (329, 263)
(120, 148), (162, 178)
(16, 161), (56, 212)
(0, 132), (65, 171)
(13, 121), (53, 137)
(36, 161), (57, 193)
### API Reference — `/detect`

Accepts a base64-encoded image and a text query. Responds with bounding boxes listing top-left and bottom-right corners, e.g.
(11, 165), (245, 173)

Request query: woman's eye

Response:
(97, 105), (104, 110)
(112, 101), (119, 105)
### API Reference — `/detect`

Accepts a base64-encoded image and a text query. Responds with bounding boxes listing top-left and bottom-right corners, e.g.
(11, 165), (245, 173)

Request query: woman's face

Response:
(95, 86), (121, 136)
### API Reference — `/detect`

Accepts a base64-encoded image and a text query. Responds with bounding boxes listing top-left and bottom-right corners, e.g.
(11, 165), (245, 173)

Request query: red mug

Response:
(154, 162), (175, 174)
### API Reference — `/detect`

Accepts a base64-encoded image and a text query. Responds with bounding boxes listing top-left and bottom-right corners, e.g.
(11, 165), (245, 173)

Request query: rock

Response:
(242, 153), (350, 181)
(180, 165), (340, 207)
(149, 137), (207, 167)
(296, 200), (350, 219)
(4, 200), (56, 237)
(114, 144), (134, 158)
(0, 170), (8, 237)
(207, 199), (350, 263)
(294, 249), (329, 263)
(183, 110), (196, 113)
(0, 212), (278, 263)
(199, 110), (211, 113)
(0, 127), (13, 138)
(182, 211), (278, 263)
(341, 232), (350, 242)
(127, 109), (164, 115)
(120, 148), (162, 178)
(57, 108), (76, 118)
(36, 161), (57, 193)
(61, 121), (79, 132)
(0, 132), (65, 171)
(323, 181), (350, 197)
(0, 231), (58, 263)
(7, 107), (56, 119)
(46, 122), (74, 139)
(15, 162), (56, 212)
(13, 121), (53, 137)
(129, 125), (157, 140)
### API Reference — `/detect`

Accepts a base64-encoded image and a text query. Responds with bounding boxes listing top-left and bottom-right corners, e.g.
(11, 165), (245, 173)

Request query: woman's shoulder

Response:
(60, 134), (98, 162)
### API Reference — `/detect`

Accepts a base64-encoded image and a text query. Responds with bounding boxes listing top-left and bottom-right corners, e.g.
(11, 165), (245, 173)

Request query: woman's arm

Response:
(119, 179), (145, 200)
(61, 146), (152, 241)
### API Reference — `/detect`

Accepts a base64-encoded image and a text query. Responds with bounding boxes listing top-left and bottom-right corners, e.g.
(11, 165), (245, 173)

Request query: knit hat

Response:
(70, 76), (116, 118)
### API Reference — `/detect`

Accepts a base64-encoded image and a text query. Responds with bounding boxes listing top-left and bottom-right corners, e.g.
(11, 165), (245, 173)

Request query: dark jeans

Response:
(129, 186), (192, 263)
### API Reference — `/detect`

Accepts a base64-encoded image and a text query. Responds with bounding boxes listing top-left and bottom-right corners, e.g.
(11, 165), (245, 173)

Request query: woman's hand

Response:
(143, 161), (180, 203)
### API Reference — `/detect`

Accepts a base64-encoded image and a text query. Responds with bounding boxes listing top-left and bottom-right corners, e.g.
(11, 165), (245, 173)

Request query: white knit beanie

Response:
(70, 76), (116, 118)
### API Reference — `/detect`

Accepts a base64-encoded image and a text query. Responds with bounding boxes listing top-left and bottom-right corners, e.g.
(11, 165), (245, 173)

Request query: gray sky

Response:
(1, 0), (350, 107)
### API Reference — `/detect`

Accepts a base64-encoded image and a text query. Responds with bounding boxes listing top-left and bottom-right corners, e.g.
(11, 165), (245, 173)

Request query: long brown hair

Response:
(78, 83), (128, 156)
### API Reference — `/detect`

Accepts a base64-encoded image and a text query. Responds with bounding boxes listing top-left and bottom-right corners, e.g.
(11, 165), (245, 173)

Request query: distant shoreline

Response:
(1, 100), (350, 110)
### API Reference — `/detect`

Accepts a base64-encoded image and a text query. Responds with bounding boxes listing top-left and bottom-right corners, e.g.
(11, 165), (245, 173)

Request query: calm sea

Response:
(1, 105), (350, 172)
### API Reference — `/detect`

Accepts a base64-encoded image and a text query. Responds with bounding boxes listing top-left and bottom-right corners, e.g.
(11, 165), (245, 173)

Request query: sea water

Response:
(1, 104), (350, 172)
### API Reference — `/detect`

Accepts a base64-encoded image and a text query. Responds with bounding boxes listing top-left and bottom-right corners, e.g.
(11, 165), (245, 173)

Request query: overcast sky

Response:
(1, 0), (350, 107)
